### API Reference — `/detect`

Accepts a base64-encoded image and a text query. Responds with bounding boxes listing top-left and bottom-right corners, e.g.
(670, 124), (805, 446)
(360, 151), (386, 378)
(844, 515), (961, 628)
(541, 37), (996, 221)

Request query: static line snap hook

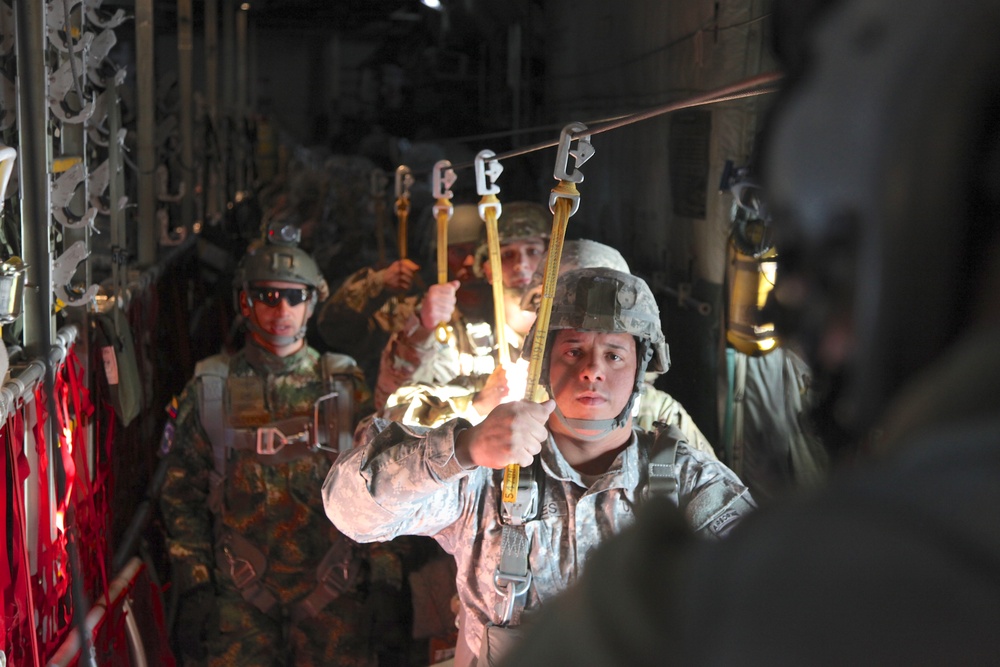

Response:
(394, 165), (413, 200)
(475, 149), (503, 196)
(553, 121), (594, 184)
(432, 159), (457, 201)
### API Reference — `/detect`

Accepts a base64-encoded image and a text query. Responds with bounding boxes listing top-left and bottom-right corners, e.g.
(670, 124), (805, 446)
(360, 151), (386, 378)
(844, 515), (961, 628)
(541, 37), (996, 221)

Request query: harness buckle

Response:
(256, 418), (310, 455)
(224, 546), (257, 589)
(500, 465), (539, 526)
(493, 568), (532, 625)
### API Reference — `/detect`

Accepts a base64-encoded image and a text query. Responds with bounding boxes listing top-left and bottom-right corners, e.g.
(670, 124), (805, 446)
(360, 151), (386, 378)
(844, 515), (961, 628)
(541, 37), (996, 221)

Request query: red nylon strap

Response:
(1, 420), (10, 638)
(32, 383), (73, 658)
(58, 348), (111, 613)
(4, 407), (42, 666)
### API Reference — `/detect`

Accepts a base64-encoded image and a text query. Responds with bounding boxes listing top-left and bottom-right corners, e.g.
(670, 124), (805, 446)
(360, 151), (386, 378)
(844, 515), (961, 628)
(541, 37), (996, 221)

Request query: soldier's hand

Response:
(456, 399), (555, 469)
(419, 280), (460, 331)
(382, 259), (420, 292)
(473, 365), (509, 416)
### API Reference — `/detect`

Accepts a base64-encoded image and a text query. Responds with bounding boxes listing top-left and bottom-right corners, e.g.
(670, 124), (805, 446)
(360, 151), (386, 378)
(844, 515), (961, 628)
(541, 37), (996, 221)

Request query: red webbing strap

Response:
(5, 408), (42, 666)
(59, 347), (110, 609)
(1, 420), (10, 640)
(32, 382), (74, 658)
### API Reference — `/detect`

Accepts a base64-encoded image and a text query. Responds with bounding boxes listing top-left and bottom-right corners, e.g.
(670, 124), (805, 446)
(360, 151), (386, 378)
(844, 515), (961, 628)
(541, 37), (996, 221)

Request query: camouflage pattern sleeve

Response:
(314, 267), (387, 353)
(380, 381), (485, 427)
(322, 417), (483, 543)
(673, 443), (756, 539)
(158, 380), (216, 595)
(373, 313), (462, 409)
(637, 383), (719, 460)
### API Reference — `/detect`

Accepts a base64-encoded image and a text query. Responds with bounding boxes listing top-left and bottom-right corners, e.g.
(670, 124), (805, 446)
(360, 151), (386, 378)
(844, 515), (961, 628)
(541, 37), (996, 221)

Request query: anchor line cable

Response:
(424, 72), (781, 174)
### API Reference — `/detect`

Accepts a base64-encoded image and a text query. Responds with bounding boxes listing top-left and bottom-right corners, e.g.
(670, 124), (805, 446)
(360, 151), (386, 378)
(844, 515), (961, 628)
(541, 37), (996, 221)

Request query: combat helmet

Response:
(523, 267), (670, 439)
(448, 204), (485, 246)
(520, 239), (631, 312)
(234, 222), (328, 346)
(473, 201), (551, 277)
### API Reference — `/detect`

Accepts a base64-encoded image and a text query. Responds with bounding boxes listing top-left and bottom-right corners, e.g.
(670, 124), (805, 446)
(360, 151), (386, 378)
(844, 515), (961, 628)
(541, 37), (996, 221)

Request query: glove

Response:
(175, 585), (218, 662)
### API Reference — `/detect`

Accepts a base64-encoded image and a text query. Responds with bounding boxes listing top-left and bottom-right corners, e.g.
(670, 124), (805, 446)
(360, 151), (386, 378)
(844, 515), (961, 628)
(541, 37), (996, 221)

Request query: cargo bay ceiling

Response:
(147, 0), (547, 151)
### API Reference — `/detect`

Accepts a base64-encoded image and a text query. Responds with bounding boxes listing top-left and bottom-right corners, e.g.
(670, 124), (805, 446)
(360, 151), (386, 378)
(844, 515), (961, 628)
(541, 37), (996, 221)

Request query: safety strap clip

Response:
(493, 567), (532, 626)
(395, 164), (413, 201)
(475, 149), (503, 196)
(432, 159), (456, 219)
(551, 122), (593, 216)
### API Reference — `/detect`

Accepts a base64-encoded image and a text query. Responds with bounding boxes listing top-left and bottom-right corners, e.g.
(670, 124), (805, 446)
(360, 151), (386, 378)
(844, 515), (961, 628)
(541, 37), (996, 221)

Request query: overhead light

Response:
(421, 0), (442, 9)
(240, 2), (250, 10)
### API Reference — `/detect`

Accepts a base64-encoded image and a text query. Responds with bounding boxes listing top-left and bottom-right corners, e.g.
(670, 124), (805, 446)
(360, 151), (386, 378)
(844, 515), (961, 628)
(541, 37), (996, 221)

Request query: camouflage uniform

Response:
(160, 344), (392, 667)
(636, 381), (717, 459)
(312, 265), (420, 390)
(161, 227), (400, 667)
(325, 269), (754, 667)
(323, 420), (749, 666)
(375, 313), (515, 412)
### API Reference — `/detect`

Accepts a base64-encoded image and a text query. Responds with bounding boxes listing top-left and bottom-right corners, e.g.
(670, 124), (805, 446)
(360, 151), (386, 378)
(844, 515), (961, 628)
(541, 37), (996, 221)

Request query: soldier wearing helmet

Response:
(323, 266), (754, 667)
(234, 224), (329, 354)
(374, 202), (549, 410)
(381, 240), (717, 462)
(160, 224), (406, 666)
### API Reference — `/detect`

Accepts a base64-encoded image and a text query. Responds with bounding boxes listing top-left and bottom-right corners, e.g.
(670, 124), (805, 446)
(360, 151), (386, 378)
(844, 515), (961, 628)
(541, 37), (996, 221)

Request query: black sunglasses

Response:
(250, 286), (312, 307)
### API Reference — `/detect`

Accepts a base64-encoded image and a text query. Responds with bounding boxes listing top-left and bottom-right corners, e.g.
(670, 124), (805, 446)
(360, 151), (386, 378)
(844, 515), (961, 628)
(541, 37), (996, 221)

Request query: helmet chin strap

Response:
(552, 405), (623, 441)
(245, 319), (307, 348)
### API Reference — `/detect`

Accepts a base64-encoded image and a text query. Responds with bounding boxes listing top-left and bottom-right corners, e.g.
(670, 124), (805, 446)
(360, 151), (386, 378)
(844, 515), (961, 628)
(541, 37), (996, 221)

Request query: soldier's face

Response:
(484, 239), (546, 291)
(448, 242), (478, 282)
(241, 280), (311, 351)
(547, 330), (636, 423)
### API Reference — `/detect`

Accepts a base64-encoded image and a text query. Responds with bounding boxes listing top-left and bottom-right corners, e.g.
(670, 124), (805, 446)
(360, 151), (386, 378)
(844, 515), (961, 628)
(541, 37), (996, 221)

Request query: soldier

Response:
(384, 239), (718, 461)
(311, 257), (421, 389)
(160, 224), (402, 667)
(375, 201), (549, 412)
(522, 240), (717, 458)
(323, 267), (755, 667)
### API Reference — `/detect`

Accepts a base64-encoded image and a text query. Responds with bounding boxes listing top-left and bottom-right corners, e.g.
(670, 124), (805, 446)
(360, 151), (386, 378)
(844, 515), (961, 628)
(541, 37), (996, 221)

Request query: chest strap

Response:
(643, 423), (682, 505)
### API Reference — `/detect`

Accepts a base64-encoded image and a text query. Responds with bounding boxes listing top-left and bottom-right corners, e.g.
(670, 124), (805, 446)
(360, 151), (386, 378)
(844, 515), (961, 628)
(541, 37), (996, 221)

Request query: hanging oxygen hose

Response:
(475, 149), (509, 367)
(432, 159), (457, 344)
(394, 165), (413, 260)
(502, 122), (594, 505)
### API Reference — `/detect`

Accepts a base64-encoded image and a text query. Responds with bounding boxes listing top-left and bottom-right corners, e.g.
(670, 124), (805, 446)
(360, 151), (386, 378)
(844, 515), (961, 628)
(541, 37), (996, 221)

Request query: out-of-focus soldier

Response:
(324, 267), (755, 667)
(159, 224), (404, 667)
(312, 257), (422, 390)
(374, 201), (548, 410)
